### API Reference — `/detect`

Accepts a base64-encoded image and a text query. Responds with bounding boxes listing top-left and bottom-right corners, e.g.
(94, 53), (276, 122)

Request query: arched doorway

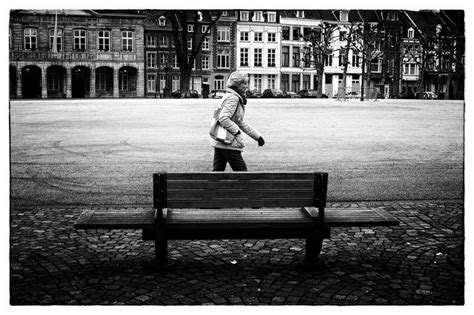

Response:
(47, 66), (66, 98)
(95, 66), (114, 97)
(21, 65), (42, 98)
(10, 65), (17, 99)
(72, 66), (90, 98)
(119, 66), (137, 97)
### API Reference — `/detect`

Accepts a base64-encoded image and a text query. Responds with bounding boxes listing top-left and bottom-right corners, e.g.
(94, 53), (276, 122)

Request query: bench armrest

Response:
(302, 207), (319, 222)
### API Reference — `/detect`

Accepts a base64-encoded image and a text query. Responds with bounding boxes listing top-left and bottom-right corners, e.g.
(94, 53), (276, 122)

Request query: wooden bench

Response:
(74, 172), (399, 265)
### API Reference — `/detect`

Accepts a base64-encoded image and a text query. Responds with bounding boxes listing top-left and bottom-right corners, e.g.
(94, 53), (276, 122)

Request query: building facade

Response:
(236, 10), (281, 93)
(10, 10), (145, 99)
(9, 9), (464, 100)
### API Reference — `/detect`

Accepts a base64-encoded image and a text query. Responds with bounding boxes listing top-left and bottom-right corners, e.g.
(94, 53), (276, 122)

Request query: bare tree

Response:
(301, 22), (339, 98)
(147, 10), (222, 98)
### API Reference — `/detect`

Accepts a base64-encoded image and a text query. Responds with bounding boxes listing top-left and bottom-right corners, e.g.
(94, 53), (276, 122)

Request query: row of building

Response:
(9, 9), (464, 99)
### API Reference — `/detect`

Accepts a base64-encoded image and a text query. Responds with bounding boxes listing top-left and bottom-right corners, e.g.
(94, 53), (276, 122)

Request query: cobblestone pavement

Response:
(10, 201), (464, 305)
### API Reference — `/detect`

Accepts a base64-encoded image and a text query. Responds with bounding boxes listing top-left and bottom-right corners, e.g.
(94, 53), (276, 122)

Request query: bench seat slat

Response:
(167, 199), (315, 208)
(167, 181), (313, 190)
(167, 190), (313, 200)
(74, 209), (155, 229)
(168, 172), (315, 181)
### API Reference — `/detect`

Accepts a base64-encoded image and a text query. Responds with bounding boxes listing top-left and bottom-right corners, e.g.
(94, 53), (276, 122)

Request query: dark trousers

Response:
(212, 148), (248, 171)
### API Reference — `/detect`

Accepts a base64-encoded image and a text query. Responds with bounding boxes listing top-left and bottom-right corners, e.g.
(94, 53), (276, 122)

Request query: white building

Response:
(236, 10), (281, 93)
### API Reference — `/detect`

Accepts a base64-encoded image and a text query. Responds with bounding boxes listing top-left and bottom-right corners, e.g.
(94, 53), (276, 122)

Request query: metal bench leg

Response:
(154, 227), (168, 265)
(305, 230), (323, 263)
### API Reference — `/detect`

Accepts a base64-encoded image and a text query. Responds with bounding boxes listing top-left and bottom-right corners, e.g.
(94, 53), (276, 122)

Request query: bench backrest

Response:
(153, 172), (327, 211)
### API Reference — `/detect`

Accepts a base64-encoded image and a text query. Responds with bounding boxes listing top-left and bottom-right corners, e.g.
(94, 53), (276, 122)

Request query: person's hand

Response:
(258, 136), (265, 146)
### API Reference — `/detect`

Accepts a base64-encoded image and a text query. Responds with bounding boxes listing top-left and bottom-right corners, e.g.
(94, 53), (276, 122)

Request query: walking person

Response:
(209, 71), (265, 171)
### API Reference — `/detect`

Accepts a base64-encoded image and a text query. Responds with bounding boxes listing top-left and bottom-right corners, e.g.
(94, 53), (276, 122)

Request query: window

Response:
(98, 30), (110, 51)
(303, 75), (310, 90)
(24, 28), (37, 50)
(282, 46), (289, 67)
(122, 31), (134, 51)
(217, 26), (230, 42)
(202, 37), (210, 50)
(240, 11), (249, 21)
(325, 54), (333, 66)
(253, 11), (263, 22)
(160, 36), (169, 47)
(351, 50), (360, 67)
(282, 27), (290, 40)
(281, 74), (289, 92)
(147, 74), (156, 92)
(217, 51), (230, 68)
(160, 53), (168, 65)
(408, 27), (414, 38)
(49, 29), (62, 52)
(370, 58), (381, 72)
(202, 56), (209, 70)
(254, 48), (262, 67)
(222, 11), (228, 17)
(340, 10), (348, 22)
(254, 32), (263, 42)
(147, 35), (156, 47)
(159, 16), (166, 26)
(267, 33), (276, 42)
(293, 46), (300, 67)
(293, 27), (301, 41)
(202, 25), (209, 33)
(188, 24), (194, 32)
(47, 72), (60, 90)
(147, 52), (157, 68)
(74, 29), (87, 50)
(188, 38), (193, 50)
(172, 54), (179, 68)
(96, 71), (107, 90)
(160, 75), (166, 92)
(172, 75), (180, 91)
(240, 31), (249, 41)
(296, 11), (305, 18)
(267, 48), (276, 67)
(267, 12), (276, 22)
(119, 70), (129, 91)
(254, 74), (262, 92)
(202, 37), (209, 50)
(339, 49), (346, 66)
(268, 74), (276, 89)
(240, 48), (249, 66)
(339, 31), (346, 41)
(215, 75), (225, 90)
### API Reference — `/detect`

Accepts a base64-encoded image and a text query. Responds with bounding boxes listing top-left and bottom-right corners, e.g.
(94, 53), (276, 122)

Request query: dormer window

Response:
(407, 27), (414, 38)
(253, 11), (264, 22)
(198, 11), (203, 21)
(267, 12), (276, 23)
(296, 10), (305, 18)
(387, 11), (397, 21)
(222, 11), (228, 17)
(240, 11), (249, 21)
(158, 16), (166, 26)
(340, 10), (348, 22)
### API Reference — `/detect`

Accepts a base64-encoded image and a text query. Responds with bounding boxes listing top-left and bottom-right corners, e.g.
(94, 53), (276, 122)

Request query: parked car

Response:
(189, 90), (200, 98)
(262, 89), (285, 98)
(284, 91), (299, 98)
(423, 91), (438, 99)
(209, 89), (226, 99)
(171, 90), (181, 98)
(246, 89), (262, 98)
(345, 91), (360, 98)
(297, 89), (318, 98)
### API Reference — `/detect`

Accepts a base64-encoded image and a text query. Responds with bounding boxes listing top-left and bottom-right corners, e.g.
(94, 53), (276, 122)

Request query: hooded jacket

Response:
(210, 88), (261, 151)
